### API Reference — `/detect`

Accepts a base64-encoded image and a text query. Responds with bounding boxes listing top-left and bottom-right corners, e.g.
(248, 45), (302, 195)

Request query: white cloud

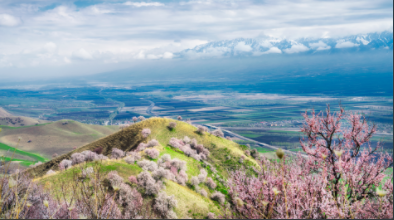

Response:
(253, 47), (282, 56)
(0, 14), (20, 26)
(163, 52), (174, 59)
(43, 42), (57, 53)
(356, 36), (369, 45)
(283, 44), (309, 54)
(72, 48), (93, 60)
(0, 0), (392, 77)
(259, 41), (273, 48)
(309, 41), (331, 50)
(64, 57), (71, 64)
(335, 40), (360, 48)
(124, 2), (164, 7)
(234, 42), (252, 52)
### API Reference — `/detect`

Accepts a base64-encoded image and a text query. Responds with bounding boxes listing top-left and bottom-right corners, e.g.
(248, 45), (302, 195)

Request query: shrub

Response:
(124, 156), (135, 164)
(226, 105), (394, 219)
(117, 183), (143, 216)
(137, 160), (158, 172)
(152, 167), (174, 181)
(179, 170), (188, 181)
(107, 171), (124, 189)
(170, 158), (187, 171)
(211, 191), (225, 204)
(189, 138), (197, 148)
(199, 189), (208, 197)
(82, 150), (99, 161)
(206, 177), (217, 189)
(191, 153), (202, 161)
(136, 143), (148, 152)
(111, 148), (125, 159)
(126, 151), (142, 161)
(145, 148), (160, 159)
(250, 149), (258, 158)
(93, 146), (103, 154)
(191, 176), (200, 186)
(182, 145), (197, 157)
(177, 116), (182, 120)
(197, 125), (208, 134)
(194, 144), (204, 153)
(59, 159), (72, 170)
(128, 175), (138, 184)
(158, 154), (171, 164)
(175, 175), (186, 185)
(138, 116), (145, 121)
(71, 153), (85, 165)
(198, 169), (208, 182)
(168, 122), (177, 130)
(207, 212), (215, 219)
(212, 129), (224, 138)
(147, 139), (159, 148)
(154, 192), (177, 219)
(132, 116), (138, 123)
(170, 166), (178, 175)
(141, 128), (151, 138)
(202, 148), (210, 157)
(97, 154), (108, 160)
(244, 150), (250, 157)
(168, 137), (184, 149)
(183, 136), (191, 143)
(137, 171), (160, 195)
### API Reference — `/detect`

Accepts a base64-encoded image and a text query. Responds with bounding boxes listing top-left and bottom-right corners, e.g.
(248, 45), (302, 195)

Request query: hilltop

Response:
(28, 117), (257, 177)
(27, 117), (259, 218)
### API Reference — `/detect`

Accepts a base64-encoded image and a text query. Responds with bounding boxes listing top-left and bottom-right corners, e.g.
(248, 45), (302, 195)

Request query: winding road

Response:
(203, 124), (307, 158)
(146, 100), (157, 116)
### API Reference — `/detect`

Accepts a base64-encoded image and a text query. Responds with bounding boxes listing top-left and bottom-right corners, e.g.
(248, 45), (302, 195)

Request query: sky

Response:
(0, 0), (392, 80)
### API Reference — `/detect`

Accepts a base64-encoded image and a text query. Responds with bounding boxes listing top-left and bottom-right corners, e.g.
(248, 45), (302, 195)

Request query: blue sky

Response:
(0, 0), (392, 79)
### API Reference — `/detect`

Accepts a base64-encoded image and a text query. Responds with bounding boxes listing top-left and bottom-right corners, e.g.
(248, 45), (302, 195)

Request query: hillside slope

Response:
(0, 120), (119, 162)
(28, 117), (259, 218)
(0, 107), (48, 127)
(27, 117), (257, 177)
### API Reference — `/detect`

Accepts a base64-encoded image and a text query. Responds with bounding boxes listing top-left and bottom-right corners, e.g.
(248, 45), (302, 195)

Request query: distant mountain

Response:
(177, 31), (393, 58)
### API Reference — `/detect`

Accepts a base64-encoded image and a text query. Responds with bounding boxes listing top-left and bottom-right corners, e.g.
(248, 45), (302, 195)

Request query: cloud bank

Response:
(0, 0), (392, 78)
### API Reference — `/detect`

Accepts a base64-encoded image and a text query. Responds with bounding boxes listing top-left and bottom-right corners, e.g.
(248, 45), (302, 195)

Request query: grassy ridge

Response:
(30, 117), (259, 218)
(0, 123), (49, 129)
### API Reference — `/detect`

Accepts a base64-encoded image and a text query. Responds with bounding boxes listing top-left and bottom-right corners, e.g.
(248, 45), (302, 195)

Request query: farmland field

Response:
(0, 84), (392, 156)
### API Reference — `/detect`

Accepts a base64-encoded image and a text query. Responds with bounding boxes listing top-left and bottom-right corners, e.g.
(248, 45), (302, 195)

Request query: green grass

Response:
(251, 147), (273, 153)
(165, 180), (221, 218)
(159, 146), (201, 177)
(0, 142), (48, 162)
(238, 133), (261, 138)
(36, 160), (143, 198)
(1, 156), (35, 166)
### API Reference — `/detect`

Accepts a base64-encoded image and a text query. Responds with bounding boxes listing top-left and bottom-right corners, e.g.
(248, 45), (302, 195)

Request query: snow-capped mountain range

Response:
(176, 31), (393, 58)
